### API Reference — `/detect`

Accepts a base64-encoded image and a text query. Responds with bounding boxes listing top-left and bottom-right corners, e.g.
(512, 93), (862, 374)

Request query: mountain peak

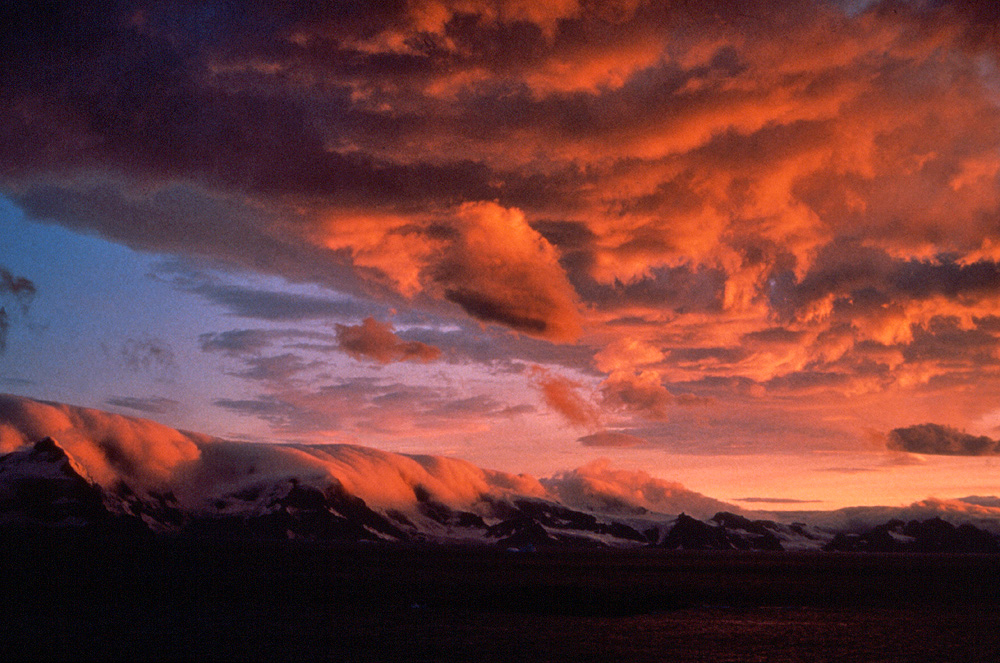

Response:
(29, 437), (76, 469)
(18, 437), (96, 485)
(0, 438), (116, 527)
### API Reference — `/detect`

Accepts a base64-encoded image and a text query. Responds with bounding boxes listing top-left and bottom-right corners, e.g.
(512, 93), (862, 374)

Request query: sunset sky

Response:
(4, 0), (1000, 509)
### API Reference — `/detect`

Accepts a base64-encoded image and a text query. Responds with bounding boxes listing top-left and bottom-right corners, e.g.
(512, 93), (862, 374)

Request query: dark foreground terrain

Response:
(2, 529), (999, 662)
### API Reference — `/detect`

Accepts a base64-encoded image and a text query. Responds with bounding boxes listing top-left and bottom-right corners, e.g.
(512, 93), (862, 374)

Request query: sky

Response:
(4, 0), (1000, 510)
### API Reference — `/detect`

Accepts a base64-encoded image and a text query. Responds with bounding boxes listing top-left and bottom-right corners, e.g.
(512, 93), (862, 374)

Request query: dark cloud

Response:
(213, 396), (293, 417)
(198, 328), (337, 356)
(887, 423), (1000, 456)
(444, 288), (549, 335)
(0, 0), (498, 204)
(0, 266), (36, 352)
(787, 247), (1000, 319)
(231, 353), (321, 383)
(0, 309), (8, 353)
(199, 329), (280, 355)
(0, 267), (36, 309)
(335, 317), (441, 364)
(959, 496), (1000, 507)
(891, 259), (1000, 299)
(902, 318), (1000, 365)
(189, 281), (367, 321)
(121, 337), (176, 374)
(14, 184), (375, 301)
(581, 266), (727, 314)
(106, 395), (180, 415)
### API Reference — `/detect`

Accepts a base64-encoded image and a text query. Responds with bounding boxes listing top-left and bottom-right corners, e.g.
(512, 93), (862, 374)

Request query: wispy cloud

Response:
(213, 377), (533, 438)
(0, 266), (36, 352)
(531, 367), (601, 429)
(121, 337), (176, 375)
(0, 267), (36, 308)
(106, 396), (180, 415)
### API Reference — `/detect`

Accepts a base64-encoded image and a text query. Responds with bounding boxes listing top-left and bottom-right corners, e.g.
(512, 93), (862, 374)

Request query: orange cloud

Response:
(336, 317), (442, 364)
(531, 367), (600, 428)
(322, 202), (581, 341)
(600, 370), (674, 421)
(437, 202), (582, 341)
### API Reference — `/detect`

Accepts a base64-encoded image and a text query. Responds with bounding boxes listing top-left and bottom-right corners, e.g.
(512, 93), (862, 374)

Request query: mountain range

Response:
(2, 393), (1000, 552)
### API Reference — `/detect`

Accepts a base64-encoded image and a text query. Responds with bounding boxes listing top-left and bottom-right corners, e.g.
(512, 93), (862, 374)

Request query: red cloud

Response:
(600, 370), (675, 421)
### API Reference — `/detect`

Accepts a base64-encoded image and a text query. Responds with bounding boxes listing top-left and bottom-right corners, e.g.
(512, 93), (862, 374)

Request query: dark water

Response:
(2, 531), (999, 661)
(382, 605), (1000, 662)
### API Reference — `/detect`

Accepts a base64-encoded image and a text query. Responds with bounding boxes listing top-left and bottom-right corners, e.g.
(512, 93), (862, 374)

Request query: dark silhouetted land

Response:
(2, 529), (999, 661)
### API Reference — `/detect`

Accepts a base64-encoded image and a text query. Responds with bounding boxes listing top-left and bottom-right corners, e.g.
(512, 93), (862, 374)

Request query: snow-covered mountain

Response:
(0, 436), (115, 527)
(2, 393), (1000, 551)
(0, 436), (185, 531)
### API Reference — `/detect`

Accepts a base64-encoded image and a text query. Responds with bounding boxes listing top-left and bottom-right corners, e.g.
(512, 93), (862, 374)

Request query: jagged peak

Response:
(47, 437), (94, 480)
(30, 436), (67, 459)
(0, 437), (98, 486)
